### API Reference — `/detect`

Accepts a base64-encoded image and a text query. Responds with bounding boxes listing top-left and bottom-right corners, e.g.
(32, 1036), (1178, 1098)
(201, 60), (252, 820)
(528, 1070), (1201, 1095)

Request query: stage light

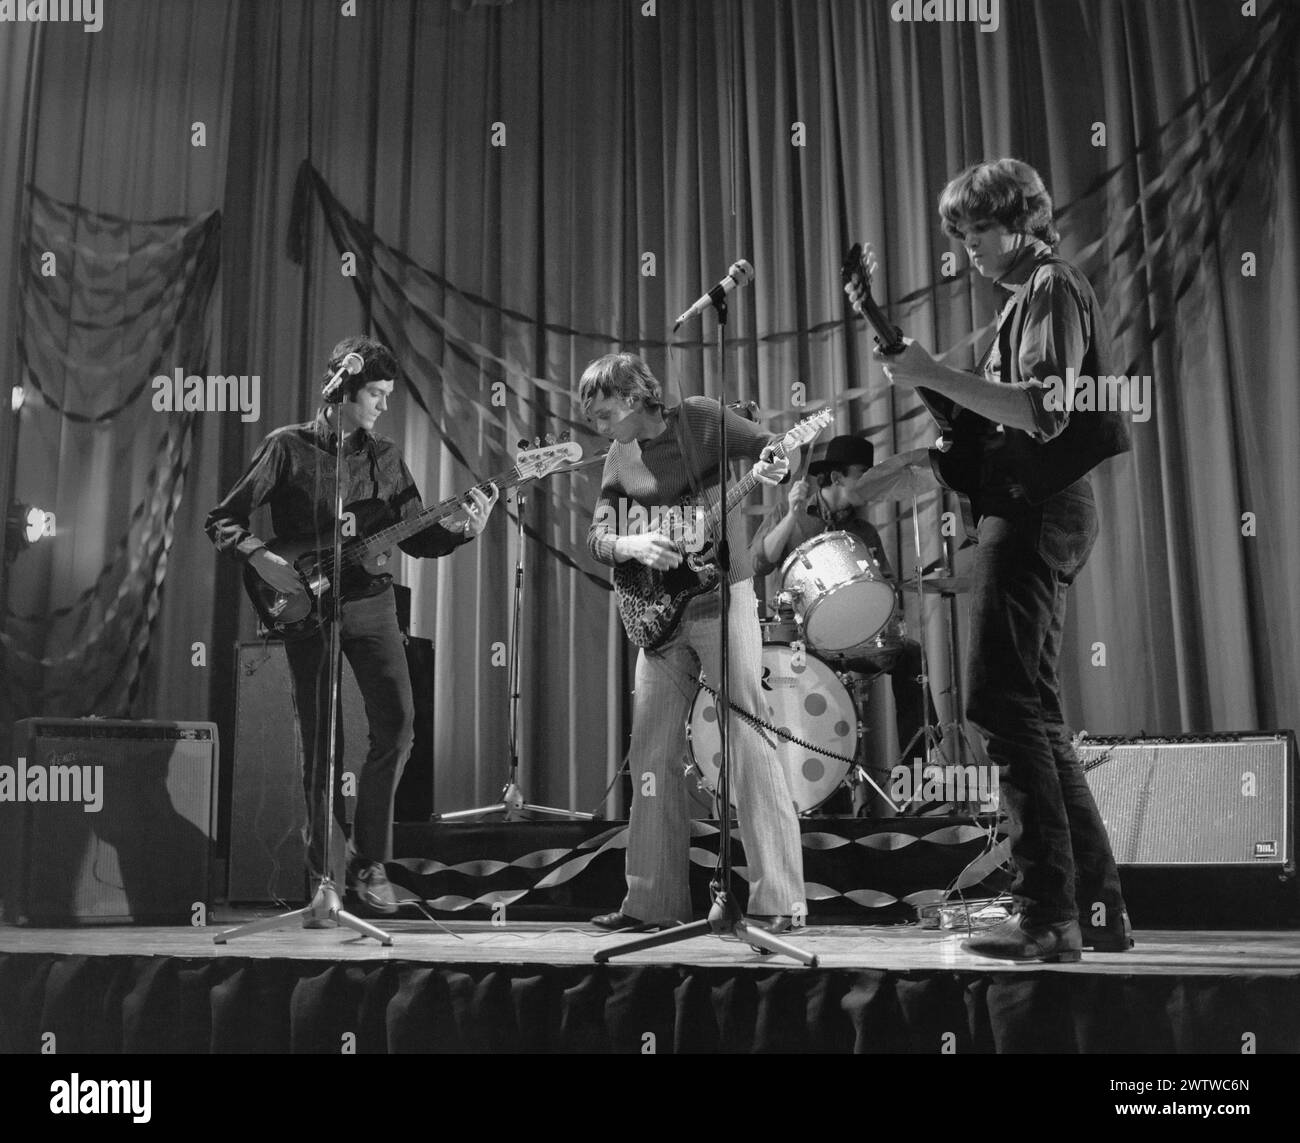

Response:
(5, 501), (53, 559)
(10, 386), (23, 412)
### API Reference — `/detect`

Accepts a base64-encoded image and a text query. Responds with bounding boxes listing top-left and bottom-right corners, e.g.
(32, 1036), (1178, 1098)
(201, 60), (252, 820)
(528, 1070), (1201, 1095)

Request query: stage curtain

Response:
(0, 1), (240, 746)
(1, 1), (1295, 822)
(4, 951), (1298, 1053)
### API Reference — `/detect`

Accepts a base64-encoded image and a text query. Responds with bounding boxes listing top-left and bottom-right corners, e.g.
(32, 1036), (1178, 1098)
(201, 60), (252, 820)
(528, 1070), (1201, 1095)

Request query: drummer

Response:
(751, 434), (934, 792)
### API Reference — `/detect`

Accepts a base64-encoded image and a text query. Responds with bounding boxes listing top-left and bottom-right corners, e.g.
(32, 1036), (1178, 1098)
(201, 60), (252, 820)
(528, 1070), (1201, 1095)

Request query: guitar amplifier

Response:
(1080, 731), (1298, 926)
(1, 719), (218, 925)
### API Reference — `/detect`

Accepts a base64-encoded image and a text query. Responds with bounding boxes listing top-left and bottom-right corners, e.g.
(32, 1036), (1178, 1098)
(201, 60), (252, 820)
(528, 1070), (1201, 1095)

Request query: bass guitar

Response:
(612, 408), (832, 649)
(244, 439), (582, 639)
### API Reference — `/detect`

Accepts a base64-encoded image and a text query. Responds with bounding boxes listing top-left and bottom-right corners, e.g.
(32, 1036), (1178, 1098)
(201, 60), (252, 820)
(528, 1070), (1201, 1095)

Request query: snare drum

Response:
(687, 644), (858, 813)
(779, 531), (896, 654)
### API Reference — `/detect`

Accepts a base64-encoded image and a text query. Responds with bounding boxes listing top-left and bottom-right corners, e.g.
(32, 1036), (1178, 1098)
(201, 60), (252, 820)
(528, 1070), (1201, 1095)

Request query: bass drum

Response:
(687, 644), (858, 813)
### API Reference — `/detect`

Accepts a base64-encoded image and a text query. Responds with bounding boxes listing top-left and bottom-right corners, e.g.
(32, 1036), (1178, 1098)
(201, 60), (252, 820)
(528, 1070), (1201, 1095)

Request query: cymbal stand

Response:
(890, 475), (986, 815)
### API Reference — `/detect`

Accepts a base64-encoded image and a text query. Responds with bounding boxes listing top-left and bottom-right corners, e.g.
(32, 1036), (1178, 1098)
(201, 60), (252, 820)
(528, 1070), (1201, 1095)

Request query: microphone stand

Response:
(217, 394), (392, 946)
(596, 288), (815, 967)
(435, 486), (595, 822)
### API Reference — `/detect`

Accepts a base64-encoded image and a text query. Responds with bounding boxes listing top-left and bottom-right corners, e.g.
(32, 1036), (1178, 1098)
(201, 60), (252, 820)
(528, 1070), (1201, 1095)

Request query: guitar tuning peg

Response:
(517, 438), (530, 450)
(545, 433), (556, 445)
(559, 431), (570, 442)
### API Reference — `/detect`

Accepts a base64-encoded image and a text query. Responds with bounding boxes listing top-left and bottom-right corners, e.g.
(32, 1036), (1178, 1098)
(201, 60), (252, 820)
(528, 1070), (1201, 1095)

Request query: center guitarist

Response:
(206, 335), (497, 917)
(580, 352), (806, 934)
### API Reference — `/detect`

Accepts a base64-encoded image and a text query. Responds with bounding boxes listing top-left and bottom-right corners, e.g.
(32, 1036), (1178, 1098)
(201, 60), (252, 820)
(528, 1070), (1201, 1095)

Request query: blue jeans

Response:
(965, 478), (1125, 926)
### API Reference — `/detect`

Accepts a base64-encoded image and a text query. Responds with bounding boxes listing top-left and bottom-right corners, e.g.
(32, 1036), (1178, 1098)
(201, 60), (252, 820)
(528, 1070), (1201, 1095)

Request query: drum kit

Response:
(687, 448), (981, 817)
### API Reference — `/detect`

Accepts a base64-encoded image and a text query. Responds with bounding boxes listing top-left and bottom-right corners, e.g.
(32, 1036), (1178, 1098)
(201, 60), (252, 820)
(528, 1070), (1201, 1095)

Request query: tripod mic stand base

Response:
(593, 890), (818, 967)
(433, 782), (596, 822)
(213, 876), (393, 947)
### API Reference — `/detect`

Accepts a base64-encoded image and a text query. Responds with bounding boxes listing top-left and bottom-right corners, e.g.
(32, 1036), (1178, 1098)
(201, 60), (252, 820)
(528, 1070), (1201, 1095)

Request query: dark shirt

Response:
(205, 410), (466, 563)
(958, 242), (1130, 512)
(750, 494), (897, 582)
(586, 396), (775, 585)
(985, 239), (1091, 443)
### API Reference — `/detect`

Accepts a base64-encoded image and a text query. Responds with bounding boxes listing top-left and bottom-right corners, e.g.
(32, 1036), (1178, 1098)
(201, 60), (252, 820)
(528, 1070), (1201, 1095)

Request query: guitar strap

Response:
(671, 402), (710, 506)
(671, 403), (719, 557)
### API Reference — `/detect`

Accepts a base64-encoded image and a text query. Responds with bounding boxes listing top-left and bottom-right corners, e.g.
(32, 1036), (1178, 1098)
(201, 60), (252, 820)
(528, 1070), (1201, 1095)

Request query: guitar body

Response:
(242, 499), (396, 640)
(613, 552), (719, 651)
(609, 409), (832, 649)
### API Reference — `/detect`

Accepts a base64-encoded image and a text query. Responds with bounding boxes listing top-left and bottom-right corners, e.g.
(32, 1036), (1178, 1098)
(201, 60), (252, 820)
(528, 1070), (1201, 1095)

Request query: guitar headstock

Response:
(516, 439), (583, 480)
(780, 407), (833, 452)
(840, 241), (877, 297)
(841, 241), (905, 354)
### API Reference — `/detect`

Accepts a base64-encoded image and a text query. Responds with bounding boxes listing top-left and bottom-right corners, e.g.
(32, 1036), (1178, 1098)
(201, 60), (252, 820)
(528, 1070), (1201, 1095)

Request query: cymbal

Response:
(901, 574), (970, 595)
(861, 448), (934, 496)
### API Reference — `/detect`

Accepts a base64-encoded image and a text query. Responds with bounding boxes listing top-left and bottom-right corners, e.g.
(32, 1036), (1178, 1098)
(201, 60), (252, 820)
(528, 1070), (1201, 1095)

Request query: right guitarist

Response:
(848, 159), (1133, 961)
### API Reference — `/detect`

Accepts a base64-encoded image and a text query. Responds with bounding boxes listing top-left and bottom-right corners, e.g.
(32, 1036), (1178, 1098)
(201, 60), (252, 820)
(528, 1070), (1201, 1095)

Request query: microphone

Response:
(673, 259), (754, 329)
(321, 351), (365, 402)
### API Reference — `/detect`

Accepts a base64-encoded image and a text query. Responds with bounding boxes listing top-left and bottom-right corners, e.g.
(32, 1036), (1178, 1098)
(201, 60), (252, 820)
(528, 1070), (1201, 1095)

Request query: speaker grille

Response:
(6, 720), (217, 924)
(1081, 736), (1291, 866)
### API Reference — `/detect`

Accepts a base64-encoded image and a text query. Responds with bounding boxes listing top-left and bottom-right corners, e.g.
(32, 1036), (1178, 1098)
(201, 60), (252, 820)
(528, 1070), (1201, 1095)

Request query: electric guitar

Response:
(841, 241), (993, 526)
(244, 439), (582, 639)
(612, 408), (832, 649)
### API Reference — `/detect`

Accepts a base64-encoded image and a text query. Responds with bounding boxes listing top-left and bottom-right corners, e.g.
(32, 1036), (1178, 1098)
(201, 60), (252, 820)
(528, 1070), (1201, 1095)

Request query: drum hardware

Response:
(902, 574), (971, 595)
(881, 464), (986, 816)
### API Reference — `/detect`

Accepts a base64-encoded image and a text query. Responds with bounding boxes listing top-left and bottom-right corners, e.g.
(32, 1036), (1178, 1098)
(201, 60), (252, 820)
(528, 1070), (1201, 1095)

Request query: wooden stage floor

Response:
(4, 914), (1299, 974)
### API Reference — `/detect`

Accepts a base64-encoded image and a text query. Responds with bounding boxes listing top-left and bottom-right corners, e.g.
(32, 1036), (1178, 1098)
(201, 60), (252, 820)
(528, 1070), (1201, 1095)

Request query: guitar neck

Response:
(860, 295), (905, 355)
(700, 438), (791, 534)
(356, 467), (522, 556)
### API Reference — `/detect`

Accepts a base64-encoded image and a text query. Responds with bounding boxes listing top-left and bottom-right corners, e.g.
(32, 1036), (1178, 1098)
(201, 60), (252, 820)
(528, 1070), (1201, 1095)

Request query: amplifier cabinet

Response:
(2, 719), (218, 925)
(1080, 732), (1297, 926)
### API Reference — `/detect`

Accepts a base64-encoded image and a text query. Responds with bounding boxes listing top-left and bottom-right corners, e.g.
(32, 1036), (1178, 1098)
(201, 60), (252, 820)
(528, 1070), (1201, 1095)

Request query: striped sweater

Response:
(587, 397), (775, 584)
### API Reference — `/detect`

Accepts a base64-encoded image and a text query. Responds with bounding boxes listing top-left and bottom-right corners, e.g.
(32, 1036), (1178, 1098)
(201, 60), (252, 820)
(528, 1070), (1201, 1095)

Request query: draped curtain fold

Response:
(1, 0), (1295, 821)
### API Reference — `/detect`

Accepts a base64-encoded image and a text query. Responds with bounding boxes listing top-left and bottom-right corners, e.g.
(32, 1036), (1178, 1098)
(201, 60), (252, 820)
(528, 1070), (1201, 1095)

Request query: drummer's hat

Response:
(808, 434), (874, 476)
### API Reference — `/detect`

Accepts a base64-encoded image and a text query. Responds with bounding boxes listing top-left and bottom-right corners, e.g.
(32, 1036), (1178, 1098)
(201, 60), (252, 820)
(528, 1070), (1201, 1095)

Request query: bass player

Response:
(205, 335), (497, 917)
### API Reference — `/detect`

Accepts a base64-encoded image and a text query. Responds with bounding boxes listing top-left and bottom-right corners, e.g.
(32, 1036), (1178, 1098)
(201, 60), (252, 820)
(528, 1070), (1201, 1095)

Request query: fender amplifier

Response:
(1, 719), (218, 925)
(1080, 731), (1297, 926)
